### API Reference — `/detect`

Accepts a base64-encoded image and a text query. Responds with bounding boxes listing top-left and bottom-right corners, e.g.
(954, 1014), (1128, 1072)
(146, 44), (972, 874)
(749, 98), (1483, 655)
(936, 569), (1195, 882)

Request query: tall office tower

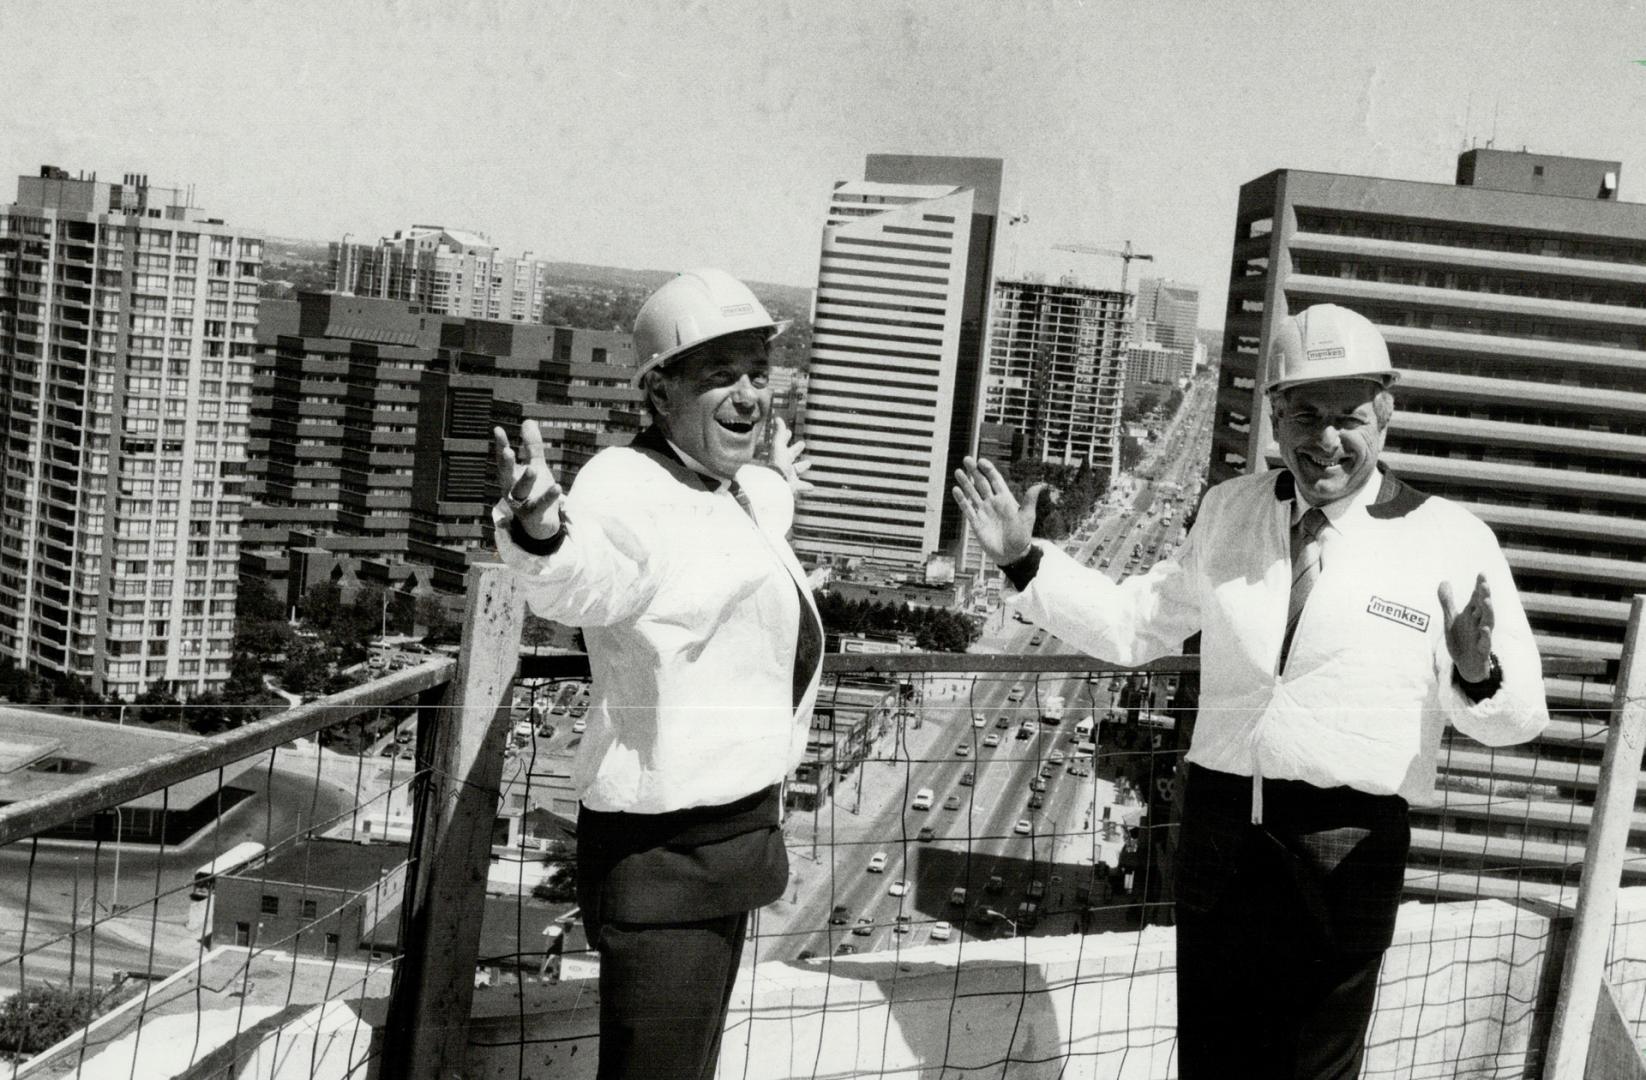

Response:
(794, 155), (1002, 574)
(0, 166), (259, 700)
(1135, 277), (1201, 374)
(1215, 148), (1644, 672)
(243, 291), (640, 601)
(1123, 339), (1177, 387)
(982, 277), (1128, 474)
(330, 226), (551, 323)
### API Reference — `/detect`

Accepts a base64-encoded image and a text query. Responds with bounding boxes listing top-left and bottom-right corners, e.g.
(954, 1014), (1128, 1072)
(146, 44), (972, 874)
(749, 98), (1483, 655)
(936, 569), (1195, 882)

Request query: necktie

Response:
(727, 478), (757, 521)
(729, 478), (821, 707)
(1279, 506), (1328, 672)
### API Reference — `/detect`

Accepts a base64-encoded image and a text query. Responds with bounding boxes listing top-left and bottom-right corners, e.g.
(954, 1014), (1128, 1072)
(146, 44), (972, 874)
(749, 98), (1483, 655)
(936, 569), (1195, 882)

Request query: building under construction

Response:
(982, 276), (1129, 477)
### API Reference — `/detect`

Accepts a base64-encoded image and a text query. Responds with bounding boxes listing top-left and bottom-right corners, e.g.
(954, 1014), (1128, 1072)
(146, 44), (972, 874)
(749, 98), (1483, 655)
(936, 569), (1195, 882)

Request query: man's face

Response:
(1271, 378), (1388, 506)
(650, 332), (771, 482)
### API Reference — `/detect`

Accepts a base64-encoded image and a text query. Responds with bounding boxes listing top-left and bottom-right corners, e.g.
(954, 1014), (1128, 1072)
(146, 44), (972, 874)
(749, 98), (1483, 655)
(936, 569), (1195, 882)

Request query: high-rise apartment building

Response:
(243, 292), (640, 601)
(794, 155), (1001, 573)
(1135, 277), (1200, 377)
(1215, 148), (1645, 672)
(982, 277), (1128, 474)
(330, 226), (551, 323)
(1123, 338), (1177, 387)
(0, 167), (259, 700)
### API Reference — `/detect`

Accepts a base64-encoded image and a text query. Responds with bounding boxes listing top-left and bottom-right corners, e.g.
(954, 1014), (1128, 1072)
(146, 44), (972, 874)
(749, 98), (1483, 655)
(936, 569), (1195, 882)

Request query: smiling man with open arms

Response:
(953, 304), (1548, 1079)
(491, 269), (822, 1080)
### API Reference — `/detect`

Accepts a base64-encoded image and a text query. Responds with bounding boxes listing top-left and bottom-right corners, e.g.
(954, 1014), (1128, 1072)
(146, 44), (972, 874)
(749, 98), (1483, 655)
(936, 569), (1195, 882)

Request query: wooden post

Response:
(1545, 596), (1646, 1079)
(383, 566), (525, 1080)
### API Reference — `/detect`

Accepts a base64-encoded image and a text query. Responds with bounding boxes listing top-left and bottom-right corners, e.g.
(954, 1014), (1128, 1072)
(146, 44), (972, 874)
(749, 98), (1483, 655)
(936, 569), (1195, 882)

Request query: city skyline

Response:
(5, 2), (1643, 329)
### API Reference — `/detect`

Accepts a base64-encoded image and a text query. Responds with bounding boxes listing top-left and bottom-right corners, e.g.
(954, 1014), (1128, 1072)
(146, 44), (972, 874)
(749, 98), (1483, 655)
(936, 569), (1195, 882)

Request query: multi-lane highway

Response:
(773, 374), (1218, 960)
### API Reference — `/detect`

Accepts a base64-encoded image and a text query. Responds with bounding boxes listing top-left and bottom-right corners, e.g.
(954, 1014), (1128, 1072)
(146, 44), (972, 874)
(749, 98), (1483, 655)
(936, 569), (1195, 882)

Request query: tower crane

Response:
(1051, 240), (1155, 296)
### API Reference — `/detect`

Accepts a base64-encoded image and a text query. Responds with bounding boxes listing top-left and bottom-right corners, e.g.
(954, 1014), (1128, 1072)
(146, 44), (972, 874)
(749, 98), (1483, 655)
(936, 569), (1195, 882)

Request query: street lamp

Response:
(984, 908), (1018, 939)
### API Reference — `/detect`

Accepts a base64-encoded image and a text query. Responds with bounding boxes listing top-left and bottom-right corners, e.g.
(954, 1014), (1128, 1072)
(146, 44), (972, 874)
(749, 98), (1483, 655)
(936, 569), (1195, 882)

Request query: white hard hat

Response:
(1264, 304), (1400, 393)
(631, 268), (789, 384)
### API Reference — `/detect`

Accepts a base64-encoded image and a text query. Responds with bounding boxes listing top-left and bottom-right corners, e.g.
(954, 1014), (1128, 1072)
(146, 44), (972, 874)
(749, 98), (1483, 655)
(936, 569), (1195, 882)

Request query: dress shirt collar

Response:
(1289, 464), (1385, 535)
(663, 437), (732, 492)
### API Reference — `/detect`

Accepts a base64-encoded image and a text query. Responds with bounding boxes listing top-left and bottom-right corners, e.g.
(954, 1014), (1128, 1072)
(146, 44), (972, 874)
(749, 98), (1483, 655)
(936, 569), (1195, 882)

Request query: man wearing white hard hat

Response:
(954, 303), (1546, 1078)
(492, 269), (821, 1080)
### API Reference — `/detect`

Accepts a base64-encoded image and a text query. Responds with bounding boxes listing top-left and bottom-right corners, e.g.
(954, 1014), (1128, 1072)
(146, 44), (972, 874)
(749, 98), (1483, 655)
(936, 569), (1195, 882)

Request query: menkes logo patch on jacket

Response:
(1367, 596), (1429, 633)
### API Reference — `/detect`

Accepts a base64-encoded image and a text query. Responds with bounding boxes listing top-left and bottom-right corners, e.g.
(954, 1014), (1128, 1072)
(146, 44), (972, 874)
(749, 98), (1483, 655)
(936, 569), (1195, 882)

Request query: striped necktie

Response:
(1279, 506), (1329, 671)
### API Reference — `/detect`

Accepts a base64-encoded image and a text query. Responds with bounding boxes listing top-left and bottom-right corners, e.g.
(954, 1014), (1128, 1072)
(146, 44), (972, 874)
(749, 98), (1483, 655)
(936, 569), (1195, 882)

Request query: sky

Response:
(4, 0), (1645, 328)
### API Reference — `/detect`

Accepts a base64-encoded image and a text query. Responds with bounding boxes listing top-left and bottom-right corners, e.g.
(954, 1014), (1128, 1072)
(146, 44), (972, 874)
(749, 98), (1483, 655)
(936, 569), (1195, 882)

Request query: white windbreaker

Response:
(492, 443), (823, 814)
(1009, 469), (1548, 814)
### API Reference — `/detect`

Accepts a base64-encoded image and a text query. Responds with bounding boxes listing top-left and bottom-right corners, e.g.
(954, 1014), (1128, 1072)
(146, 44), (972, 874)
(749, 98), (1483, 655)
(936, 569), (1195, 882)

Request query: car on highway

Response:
(995, 716), (1011, 730)
(1014, 819), (1033, 835)
(1027, 794), (1045, 811)
(1039, 762), (1056, 779)
(1029, 777), (1047, 793)
(985, 874), (1004, 894)
(930, 920), (953, 942)
(983, 733), (1001, 748)
(852, 918), (874, 937)
(1067, 762), (1092, 777)
(972, 713), (987, 728)
(949, 886), (968, 906)
(830, 905), (850, 925)
(1030, 632), (1044, 647)
(572, 718), (587, 735)
(1048, 750), (1065, 765)
(835, 943), (858, 956)
(955, 743), (971, 757)
(893, 914), (913, 935)
(1027, 879), (1046, 900)
(888, 879), (909, 897)
(1007, 685), (1026, 702)
(943, 794), (962, 810)
(868, 851), (888, 873)
(912, 787), (934, 810)
(959, 770), (975, 786)
(917, 825), (936, 842)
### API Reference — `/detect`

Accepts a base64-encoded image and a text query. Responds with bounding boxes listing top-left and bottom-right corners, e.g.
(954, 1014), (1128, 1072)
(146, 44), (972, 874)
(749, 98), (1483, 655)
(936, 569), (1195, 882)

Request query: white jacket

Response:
(1009, 469), (1548, 813)
(493, 438), (822, 814)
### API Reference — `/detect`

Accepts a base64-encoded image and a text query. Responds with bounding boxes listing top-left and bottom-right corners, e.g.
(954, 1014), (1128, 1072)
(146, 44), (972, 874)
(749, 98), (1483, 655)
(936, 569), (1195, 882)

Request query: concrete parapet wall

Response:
(462, 890), (1646, 1079)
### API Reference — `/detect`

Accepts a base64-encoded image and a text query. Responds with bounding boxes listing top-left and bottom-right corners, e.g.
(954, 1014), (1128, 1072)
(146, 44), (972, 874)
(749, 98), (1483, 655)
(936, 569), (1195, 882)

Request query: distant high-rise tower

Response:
(1136, 277), (1200, 378)
(331, 226), (551, 323)
(983, 277), (1128, 474)
(794, 155), (1002, 574)
(1215, 148), (1643, 671)
(0, 167), (259, 700)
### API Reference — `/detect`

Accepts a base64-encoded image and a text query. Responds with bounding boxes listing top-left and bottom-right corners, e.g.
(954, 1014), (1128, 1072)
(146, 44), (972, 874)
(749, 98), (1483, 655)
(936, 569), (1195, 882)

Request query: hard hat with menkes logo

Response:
(631, 268), (789, 384)
(1264, 303), (1399, 393)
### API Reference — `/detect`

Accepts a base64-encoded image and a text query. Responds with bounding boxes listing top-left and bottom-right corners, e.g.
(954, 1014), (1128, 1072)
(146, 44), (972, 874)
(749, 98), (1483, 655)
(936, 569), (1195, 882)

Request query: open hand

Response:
(769, 417), (814, 493)
(1438, 573), (1494, 682)
(492, 420), (563, 540)
(951, 456), (1043, 566)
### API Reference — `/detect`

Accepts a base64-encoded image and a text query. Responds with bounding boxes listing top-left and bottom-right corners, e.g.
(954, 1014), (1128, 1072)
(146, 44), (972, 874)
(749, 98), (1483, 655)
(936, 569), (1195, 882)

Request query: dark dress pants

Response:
(1173, 765), (1410, 1080)
(591, 913), (749, 1080)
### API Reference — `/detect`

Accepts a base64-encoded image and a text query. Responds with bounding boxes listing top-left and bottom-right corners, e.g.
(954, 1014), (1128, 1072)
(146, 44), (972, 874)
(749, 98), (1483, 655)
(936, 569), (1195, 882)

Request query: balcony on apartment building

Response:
(0, 567), (1642, 1079)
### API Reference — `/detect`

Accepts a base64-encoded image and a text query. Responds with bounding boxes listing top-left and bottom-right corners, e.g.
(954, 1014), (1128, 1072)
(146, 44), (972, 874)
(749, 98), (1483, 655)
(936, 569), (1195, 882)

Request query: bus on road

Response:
(191, 841), (268, 900)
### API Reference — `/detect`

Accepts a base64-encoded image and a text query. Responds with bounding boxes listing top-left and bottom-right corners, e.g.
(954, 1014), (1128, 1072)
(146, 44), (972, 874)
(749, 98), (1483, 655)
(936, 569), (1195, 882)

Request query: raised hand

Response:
(951, 456), (1044, 566)
(1438, 573), (1494, 683)
(492, 420), (563, 540)
(769, 416), (814, 493)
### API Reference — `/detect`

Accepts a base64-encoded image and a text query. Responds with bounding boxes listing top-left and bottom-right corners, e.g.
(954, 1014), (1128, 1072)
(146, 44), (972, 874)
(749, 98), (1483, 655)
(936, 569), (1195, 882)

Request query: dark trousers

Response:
(591, 913), (749, 1080)
(1173, 766), (1410, 1080)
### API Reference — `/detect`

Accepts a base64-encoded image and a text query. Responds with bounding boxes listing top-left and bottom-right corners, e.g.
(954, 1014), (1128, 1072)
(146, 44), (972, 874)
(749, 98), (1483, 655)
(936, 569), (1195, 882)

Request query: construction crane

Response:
(1051, 240), (1155, 296)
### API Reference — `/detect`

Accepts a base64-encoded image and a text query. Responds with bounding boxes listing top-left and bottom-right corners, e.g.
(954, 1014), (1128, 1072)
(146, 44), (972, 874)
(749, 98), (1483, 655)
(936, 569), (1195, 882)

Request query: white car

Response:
(972, 713), (987, 729)
(572, 718), (587, 734)
(1014, 819), (1033, 836)
(983, 733), (1001, 748)
(868, 852), (888, 873)
(930, 920), (953, 942)
(888, 879), (909, 897)
(955, 743), (971, 757)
